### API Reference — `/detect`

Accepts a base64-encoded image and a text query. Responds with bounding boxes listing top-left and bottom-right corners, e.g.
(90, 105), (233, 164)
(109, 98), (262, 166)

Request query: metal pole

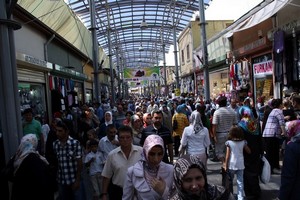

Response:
(89, 0), (100, 103)
(0, 0), (23, 162)
(199, 0), (210, 101)
(162, 43), (168, 97)
(116, 48), (121, 100)
(172, 10), (180, 89)
(107, 18), (115, 105)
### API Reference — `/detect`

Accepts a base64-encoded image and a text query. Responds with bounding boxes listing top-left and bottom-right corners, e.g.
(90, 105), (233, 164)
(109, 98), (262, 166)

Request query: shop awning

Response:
(224, 0), (289, 38)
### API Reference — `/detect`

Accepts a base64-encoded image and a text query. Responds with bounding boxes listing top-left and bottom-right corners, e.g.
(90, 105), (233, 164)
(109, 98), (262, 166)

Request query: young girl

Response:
(224, 126), (251, 200)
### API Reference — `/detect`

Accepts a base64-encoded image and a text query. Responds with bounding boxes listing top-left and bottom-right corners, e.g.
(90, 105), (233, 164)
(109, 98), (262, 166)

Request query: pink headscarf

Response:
(286, 120), (300, 138)
(142, 134), (164, 161)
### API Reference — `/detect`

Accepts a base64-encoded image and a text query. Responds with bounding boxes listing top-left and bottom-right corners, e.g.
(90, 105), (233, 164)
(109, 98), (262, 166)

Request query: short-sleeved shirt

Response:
(212, 107), (237, 133)
(23, 119), (42, 139)
(53, 136), (82, 185)
(225, 140), (247, 170)
(84, 151), (105, 176)
(140, 125), (173, 163)
(263, 108), (285, 138)
(98, 135), (118, 161)
(101, 145), (142, 187)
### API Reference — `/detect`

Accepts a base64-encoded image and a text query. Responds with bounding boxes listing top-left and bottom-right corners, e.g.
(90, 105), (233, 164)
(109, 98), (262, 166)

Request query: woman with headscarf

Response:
(122, 135), (174, 200)
(98, 111), (114, 139)
(172, 104), (190, 156)
(11, 134), (55, 200)
(179, 111), (210, 167)
(130, 114), (143, 145)
(238, 106), (262, 200)
(143, 112), (152, 128)
(169, 154), (234, 200)
(279, 119), (300, 200)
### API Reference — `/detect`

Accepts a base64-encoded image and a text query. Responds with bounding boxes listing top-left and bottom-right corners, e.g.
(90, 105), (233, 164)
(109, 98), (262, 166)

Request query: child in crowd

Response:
(85, 128), (99, 153)
(224, 126), (251, 200)
(84, 139), (105, 200)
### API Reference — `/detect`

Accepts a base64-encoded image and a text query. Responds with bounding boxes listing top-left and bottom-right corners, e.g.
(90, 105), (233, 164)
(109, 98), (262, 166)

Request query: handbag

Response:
(260, 155), (271, 184)
(173, 118), (178, 130)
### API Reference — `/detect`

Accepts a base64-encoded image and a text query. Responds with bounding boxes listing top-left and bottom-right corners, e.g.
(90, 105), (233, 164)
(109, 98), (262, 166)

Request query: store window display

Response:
(19, 83), (46, 119)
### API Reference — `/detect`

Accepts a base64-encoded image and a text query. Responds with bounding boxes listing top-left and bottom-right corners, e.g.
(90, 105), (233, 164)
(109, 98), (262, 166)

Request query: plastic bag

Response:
(260, 155), (271, 184)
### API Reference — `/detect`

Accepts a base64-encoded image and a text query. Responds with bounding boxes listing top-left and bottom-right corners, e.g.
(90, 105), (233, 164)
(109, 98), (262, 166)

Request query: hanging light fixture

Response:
(140, 19), (148, 30)
(138, 43), (144, 51)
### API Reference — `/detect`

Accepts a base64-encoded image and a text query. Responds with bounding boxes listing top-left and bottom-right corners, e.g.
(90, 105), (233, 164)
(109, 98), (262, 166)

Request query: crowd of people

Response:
(2, 94), (300, 200)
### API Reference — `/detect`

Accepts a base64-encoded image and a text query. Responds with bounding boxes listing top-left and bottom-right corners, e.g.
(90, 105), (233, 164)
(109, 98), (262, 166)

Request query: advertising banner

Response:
(124, 67), (160, 81)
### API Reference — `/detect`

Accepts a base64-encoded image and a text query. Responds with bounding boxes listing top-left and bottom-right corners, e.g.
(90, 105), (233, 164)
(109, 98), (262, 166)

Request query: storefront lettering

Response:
(253, 61), (273, 75)
(243, 37), (266, 52)
(25, 55), (47, 68)
(237, 37), (266, 55)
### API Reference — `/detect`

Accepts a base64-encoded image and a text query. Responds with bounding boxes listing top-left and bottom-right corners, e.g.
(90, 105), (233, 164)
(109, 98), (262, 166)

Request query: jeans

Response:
(229, 169), (245, 200)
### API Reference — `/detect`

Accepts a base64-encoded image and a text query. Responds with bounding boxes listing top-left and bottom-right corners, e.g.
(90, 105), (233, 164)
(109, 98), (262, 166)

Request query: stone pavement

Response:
(206, 159), (281, 200)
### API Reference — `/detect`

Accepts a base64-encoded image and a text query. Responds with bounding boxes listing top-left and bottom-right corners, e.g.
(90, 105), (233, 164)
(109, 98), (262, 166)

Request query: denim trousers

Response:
(229, 169), (245, 200)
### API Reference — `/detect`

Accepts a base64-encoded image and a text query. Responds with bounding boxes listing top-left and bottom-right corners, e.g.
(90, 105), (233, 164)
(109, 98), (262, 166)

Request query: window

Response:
(186, 44), (190, 62)
(181, 49), (185, 64)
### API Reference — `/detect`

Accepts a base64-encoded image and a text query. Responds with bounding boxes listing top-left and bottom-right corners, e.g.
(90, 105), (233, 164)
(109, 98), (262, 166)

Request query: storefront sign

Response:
(24, 55), (47, 67)
(236, 37), (267, 55)
(253, 60), (273, 76)
(17, 52), (50, 68)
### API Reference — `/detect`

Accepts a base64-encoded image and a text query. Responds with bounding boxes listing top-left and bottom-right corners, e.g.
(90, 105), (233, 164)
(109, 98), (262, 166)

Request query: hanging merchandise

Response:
(49, 75), (53, 90)
(54, 76), (58, 90)
(229, 59), (250, 92)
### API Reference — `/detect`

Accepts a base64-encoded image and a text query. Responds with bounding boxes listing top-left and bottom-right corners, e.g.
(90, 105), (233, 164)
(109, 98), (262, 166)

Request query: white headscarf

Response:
(105, 111), (113, 126)
(14, 134), (48, 174)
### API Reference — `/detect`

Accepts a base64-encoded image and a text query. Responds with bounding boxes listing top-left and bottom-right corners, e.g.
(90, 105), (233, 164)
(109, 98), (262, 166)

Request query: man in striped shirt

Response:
(212, 96), (237, 165)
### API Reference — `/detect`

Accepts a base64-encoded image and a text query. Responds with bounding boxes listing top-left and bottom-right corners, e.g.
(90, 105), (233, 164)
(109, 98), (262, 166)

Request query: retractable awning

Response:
(224, 0), (289, 38)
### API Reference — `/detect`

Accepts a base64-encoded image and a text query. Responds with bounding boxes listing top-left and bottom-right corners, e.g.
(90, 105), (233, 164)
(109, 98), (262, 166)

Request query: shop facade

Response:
(276, 2), (300, 97)
(16, 53), (52, 121)
(230, 18), (273, 103)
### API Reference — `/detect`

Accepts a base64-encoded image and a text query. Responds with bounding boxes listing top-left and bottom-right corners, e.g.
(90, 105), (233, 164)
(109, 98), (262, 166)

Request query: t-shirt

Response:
(23, 119), (42, 140)
(225, 140), (247, 170)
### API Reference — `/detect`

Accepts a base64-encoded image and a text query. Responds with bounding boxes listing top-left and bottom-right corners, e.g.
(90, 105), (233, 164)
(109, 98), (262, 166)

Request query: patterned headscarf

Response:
(14, 134), (48, 174)
(238, 106), (259, 135)
(190, 111), (204, 134)
(169, 154), (228, 200)
(286, 120), (300, 138)
(142, 134), (164, 162)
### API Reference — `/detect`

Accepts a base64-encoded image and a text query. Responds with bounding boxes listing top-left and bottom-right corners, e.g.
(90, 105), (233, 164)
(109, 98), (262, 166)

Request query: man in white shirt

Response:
(101, 126), (143, 200)
(147, 99), (159, 114)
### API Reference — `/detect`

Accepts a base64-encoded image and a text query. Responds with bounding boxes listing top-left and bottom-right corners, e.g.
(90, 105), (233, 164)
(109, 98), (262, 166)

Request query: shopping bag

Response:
(260, 155), (271, 184)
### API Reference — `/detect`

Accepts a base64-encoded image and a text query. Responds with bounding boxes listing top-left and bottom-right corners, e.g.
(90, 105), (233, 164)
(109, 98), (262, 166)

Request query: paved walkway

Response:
(206, 159), (281, 200)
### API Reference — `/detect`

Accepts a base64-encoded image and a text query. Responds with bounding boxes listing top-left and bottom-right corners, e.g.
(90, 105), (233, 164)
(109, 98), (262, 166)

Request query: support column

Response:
(162, 43), (168, 97)
(0, 1), (23, 161)
(199, 0), (210, 101)
(116, 47), (121, 100)
(172, 14), (180, 89)
(89, 0), (100, 103)
(107, 14), (115, 105)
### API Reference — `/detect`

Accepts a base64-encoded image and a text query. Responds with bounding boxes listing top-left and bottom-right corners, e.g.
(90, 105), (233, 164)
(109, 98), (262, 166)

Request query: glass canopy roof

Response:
(64, 0), (211, 68)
